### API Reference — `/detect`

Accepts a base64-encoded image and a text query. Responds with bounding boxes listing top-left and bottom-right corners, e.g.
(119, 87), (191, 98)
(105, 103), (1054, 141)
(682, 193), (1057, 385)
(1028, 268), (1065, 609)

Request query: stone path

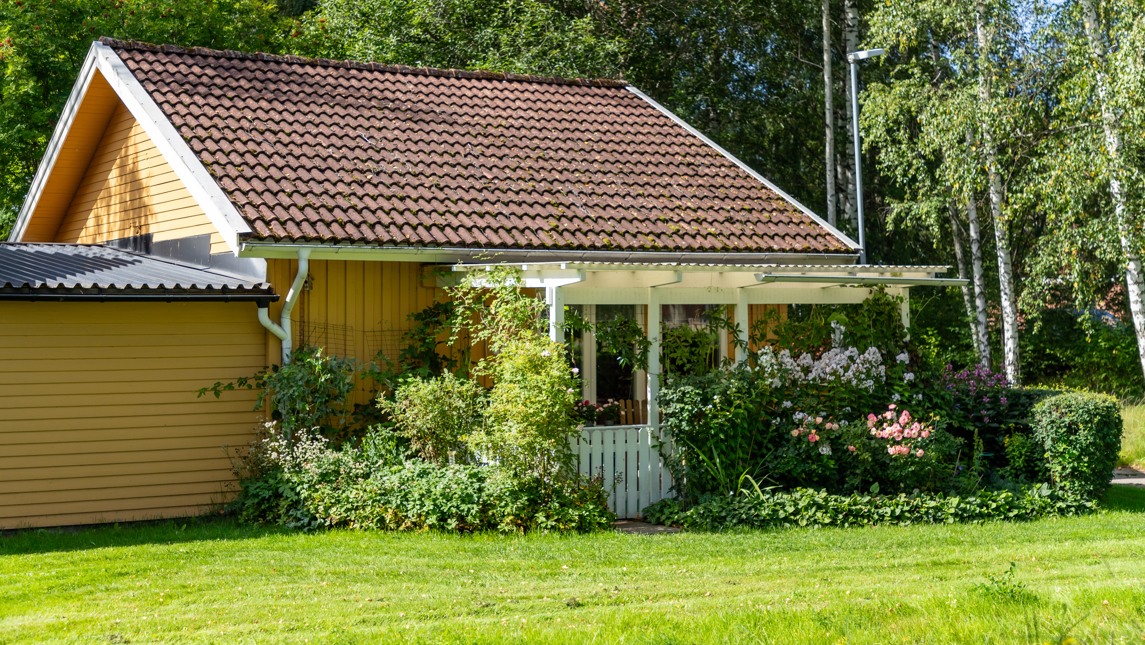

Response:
(613, 520), (681, 534)
(1112, 467), (1145, 487)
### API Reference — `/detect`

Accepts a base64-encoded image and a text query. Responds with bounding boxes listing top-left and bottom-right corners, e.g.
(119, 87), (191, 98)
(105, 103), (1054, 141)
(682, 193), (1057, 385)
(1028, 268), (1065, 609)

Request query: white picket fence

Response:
(572, 425), (674, 519)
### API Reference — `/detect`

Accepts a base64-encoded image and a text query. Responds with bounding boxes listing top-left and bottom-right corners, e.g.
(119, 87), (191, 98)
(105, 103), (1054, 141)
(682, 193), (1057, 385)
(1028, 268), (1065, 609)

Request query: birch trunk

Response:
(823, 0), (837, 227)
(966, 192), (992, 367)
(840, 0), (859, 230)
(1081, 0), (1145, 383)
(948, 203), (981, 358)
(976, 2), (1020, 384)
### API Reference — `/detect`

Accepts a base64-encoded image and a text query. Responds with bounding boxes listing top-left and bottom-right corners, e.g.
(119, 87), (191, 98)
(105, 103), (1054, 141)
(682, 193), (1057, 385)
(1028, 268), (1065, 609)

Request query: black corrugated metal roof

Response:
(0, 243), (276, 302)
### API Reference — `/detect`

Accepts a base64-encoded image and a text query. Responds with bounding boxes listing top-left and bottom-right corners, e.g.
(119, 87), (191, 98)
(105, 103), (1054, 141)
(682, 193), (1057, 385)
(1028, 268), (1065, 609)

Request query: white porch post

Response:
(899, 289), (911, 339)
(735, 288), (750, 364)
(546, 285), (565, 343)
(581, 305), (597, 402)
(646, 292), (662, 432)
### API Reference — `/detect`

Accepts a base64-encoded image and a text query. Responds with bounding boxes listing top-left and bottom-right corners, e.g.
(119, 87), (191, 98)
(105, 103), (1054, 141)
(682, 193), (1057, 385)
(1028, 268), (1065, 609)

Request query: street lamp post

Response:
(847, 48), (884, 265)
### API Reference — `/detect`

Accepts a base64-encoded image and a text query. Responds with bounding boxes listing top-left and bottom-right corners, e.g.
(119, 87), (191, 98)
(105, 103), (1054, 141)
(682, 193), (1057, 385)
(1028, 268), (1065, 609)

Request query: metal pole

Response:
(849, 58), (866, 265)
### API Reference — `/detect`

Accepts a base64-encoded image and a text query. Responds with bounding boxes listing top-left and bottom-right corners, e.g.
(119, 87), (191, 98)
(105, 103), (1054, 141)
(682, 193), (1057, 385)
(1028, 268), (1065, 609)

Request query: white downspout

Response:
(259, 248), (311, 365)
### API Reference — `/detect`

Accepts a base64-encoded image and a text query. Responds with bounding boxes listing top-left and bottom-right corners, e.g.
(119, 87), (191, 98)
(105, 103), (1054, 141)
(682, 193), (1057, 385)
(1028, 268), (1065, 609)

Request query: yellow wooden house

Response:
(0, 39), (959, 528)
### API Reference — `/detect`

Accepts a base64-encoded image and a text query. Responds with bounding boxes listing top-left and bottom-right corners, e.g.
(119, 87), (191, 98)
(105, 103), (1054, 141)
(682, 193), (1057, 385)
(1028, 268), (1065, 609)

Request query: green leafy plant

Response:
(381, 372), (486, 465)
(200, 346), (358, 440)
(593, 316), (651, 371)
(472, 336), (580, 482)
(398, 301), (460, 378)
(642, 486), (1094, 531)
(230, 425), (613, 533)
(972, 562), (1038, 605)
(1032, 392), (1123, 499)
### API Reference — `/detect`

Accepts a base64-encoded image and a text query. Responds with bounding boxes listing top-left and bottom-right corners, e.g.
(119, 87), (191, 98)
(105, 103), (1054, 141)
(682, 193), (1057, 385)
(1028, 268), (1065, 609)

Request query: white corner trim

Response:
(91, 42), (250, 254)
(9, 43), (102, 242)
(624, 85), (861, 252)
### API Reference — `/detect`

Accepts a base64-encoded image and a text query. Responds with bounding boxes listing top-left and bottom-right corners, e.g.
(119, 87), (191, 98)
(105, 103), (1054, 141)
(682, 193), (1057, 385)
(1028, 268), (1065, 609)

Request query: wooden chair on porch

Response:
(618, 399), (648, 425)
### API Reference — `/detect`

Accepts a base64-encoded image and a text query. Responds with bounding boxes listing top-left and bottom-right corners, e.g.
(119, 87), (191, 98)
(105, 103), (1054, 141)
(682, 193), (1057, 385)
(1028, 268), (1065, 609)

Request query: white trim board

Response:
(10, 42), (250, 254)
(9, 44), (101, 242)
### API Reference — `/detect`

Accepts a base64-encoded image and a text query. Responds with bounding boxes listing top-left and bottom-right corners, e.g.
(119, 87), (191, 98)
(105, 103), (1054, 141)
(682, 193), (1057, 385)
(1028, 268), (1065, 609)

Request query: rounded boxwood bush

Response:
(1031, 392), (1122, 499)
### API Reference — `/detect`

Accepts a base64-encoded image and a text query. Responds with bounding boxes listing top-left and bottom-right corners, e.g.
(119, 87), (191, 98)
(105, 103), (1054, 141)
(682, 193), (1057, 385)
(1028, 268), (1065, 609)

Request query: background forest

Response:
(3, 0), (1143, 397)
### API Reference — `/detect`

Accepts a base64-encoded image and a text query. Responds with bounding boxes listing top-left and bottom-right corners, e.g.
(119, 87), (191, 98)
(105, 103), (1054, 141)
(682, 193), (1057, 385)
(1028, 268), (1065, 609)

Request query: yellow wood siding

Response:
(51, 103), (227, 253)
(0, 302), (266, 529)
(263, 259), (459, 402)
(22, 71), (120, 243)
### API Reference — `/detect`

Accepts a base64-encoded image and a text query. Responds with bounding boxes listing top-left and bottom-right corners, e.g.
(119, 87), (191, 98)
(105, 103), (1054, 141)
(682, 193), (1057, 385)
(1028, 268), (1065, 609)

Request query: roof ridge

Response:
(98, 37), (630, 89)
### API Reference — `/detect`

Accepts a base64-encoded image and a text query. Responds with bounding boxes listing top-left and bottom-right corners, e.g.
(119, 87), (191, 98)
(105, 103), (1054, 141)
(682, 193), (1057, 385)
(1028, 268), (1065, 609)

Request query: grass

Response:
(3, 488), (1145, 644)
(1120, 404), (1145, 468)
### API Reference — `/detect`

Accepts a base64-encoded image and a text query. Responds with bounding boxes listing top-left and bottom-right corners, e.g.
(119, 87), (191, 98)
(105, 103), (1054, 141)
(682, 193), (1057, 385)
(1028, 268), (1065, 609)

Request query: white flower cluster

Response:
(758, 346), (885, 392)
(256, 422), (329, 474)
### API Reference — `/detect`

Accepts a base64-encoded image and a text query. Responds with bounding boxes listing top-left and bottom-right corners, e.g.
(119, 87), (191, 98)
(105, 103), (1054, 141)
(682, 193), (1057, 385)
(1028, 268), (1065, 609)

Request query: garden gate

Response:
(572, 425), (674, 519)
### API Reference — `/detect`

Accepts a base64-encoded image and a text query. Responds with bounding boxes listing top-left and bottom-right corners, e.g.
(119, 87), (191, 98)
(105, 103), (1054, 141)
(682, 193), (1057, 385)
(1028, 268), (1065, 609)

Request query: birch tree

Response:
(1076, 0), (1145, 382)
(864, 0), (996, 367)
(975, 0), (1021, 384)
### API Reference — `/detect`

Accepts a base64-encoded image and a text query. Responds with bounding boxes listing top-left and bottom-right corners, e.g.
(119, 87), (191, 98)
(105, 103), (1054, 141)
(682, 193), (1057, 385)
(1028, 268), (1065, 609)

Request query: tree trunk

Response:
(1081, 0), (1145, 383)
(948, 203), (981, 359)
(840, 0), (859, 231)
(965, 191), (992, 367)
(823, 0), (837, 227)
(975, 2), (1020, 384)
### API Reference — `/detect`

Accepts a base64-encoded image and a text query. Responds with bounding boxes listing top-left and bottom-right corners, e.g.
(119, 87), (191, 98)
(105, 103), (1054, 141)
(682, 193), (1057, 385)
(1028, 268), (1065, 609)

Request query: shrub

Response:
(641, 486), (1094, 531)
(201, 345), (358, 441)
(473, 336), (580, 481)
(382, 373), (485, 465)
(307, 464), (613, 533)
(230, 426), (614, 533)
(1032, 392), (1123, 499)
(659, 367), (779, 498)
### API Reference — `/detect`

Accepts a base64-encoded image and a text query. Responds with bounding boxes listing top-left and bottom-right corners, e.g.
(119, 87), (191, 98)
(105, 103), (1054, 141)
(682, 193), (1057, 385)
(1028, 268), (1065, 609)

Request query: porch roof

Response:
(450, 261), (965, 306)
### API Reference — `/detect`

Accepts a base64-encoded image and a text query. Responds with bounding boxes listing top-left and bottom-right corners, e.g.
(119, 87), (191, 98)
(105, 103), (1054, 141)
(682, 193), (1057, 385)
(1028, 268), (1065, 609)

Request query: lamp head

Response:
(847, 48), (886, 63)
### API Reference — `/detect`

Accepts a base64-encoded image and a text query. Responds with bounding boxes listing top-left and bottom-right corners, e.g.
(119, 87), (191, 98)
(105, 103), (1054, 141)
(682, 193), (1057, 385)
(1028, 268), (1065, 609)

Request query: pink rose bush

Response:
(867, 404), (933, 458)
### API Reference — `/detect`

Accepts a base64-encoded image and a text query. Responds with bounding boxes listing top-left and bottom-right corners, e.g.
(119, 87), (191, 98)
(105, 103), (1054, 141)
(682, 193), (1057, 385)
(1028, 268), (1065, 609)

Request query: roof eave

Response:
(237, 240), (860, 266)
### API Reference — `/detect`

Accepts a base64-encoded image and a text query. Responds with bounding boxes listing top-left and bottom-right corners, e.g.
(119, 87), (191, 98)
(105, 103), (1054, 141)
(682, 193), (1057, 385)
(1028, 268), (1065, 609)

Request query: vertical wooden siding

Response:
(263, 259), (455, 403)
(51, 103), (227, 252)
(0, 302), (266, 529)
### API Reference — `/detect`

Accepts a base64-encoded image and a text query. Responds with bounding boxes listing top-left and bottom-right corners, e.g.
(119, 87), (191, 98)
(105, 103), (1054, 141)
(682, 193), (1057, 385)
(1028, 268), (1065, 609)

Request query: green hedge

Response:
(1032, 392), (1122, 499)
(642, 487), (1094, 531)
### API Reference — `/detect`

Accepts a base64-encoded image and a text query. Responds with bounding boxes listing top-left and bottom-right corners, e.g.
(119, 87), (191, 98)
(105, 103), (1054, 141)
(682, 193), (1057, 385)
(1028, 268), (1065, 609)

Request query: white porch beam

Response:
(756, 273), (966, 287)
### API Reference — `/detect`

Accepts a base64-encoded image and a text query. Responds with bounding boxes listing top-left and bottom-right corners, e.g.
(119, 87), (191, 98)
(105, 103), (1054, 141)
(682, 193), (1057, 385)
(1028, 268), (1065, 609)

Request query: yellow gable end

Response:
(50, 101), (227, 253)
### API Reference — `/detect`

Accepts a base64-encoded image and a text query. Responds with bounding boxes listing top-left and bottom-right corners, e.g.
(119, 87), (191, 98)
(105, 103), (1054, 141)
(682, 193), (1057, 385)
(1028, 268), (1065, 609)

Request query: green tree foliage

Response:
(301, 0), (626, 79)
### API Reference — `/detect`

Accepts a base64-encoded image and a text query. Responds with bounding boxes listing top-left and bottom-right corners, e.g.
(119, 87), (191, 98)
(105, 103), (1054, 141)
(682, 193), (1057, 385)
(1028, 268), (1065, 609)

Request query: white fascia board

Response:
(10, 44), (101, 242)
(625, 85), (861, 253)
(239, 241), (858, 265)
(91, 42), (250, 254)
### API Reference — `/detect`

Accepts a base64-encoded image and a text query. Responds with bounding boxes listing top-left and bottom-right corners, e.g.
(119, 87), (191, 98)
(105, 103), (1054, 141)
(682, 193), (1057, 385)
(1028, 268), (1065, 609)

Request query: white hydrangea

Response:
(775, 346), (885, 392)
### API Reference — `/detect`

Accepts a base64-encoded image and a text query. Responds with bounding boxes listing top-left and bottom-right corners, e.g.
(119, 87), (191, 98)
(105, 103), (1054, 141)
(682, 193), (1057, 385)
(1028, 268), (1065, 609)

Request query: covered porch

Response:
(455, 261), (964, 517)
(456, 261), (964, 434)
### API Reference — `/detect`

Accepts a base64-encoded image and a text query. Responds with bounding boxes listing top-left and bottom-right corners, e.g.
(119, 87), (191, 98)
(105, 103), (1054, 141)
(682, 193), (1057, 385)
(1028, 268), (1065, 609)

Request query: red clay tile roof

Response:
(105, 39), (853, 255)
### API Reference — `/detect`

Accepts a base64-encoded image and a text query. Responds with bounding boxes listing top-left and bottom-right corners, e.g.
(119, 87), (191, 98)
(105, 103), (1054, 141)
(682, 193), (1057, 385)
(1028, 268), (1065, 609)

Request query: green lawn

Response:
(1121, 404), (1145, 468)
(3, 488), (1145, 644)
